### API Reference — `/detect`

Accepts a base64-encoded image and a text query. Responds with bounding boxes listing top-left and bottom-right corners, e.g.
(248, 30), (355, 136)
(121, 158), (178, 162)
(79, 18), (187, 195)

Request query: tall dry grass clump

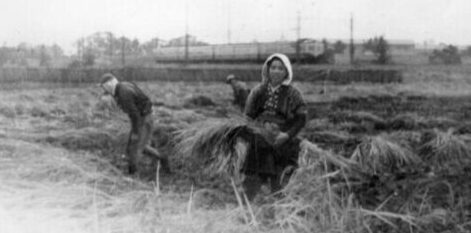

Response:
(255, 141), (362, 233)
(258, 138), (470, 233)
(385, 131), (423, 153)
(351, 135), (423, 175)
(419, 129), (471, 174)
(175, 117), (248, 176)
(256, 140), (420, 233)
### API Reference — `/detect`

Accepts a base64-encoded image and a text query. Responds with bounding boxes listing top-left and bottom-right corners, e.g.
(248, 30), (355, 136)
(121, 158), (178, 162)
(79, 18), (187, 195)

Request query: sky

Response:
(0, 0), (470, 54)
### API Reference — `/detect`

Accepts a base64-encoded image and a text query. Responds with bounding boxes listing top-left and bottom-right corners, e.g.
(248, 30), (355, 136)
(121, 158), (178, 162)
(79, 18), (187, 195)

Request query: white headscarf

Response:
(260, 53), (293, 86)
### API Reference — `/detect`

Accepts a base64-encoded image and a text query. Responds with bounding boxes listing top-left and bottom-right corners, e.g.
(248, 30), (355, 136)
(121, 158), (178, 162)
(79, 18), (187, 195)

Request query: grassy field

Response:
(0, 65), (471, 233)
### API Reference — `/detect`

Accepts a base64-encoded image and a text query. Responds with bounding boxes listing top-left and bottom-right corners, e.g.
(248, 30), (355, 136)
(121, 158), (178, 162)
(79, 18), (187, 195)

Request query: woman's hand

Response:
(263, 122), (280, 133)
(274, 132), (289, 147)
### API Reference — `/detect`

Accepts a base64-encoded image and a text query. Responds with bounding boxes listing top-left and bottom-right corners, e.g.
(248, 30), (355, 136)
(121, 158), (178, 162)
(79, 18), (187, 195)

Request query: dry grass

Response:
(387, 113), (425, 131)
(0, 85), (257, 233)
(419, 129), (471, 174)
(2, 72), (471, 233)
(0, 138), (252, 233)
(175, 117), (249, 177)
(254, 141), (361, 233)
(351, 135), (423, 175)
(385, 131), (423, 153)
(255, 140), (423, 233)
(41, 127), (121, 152)
(329, 111), (386, 126)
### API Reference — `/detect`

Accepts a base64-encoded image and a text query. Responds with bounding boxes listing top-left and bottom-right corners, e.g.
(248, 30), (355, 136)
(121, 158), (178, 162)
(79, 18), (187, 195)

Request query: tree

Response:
(50, 44), (64, 58)
(462, 46), (471, 57)
(333, 40), (347, 54)
(130, 39), (140, 54)
(321, 39), (329, 50)
(363, 36), (390, 64)
(0, 46), (14, 66)
(39, 45), (51, 67)
(82, 47), (95, 66)
(429, 45), (461, 65)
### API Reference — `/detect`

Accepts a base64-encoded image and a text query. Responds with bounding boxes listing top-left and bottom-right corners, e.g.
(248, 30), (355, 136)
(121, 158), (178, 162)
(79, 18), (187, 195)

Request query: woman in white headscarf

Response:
(241, 53), (307, 199)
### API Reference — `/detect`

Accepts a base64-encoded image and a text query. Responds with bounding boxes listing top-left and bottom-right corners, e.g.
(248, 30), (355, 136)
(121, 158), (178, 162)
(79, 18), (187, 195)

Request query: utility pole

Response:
(349, 13), (355, 65)
(76, 38), (82, 62)
(296, 11), (301, 64)
(108, 33), (114, 65)
(227, 0), (231, 44)
(121, 37), (125, 67)
(184, 0), (189, 64)
(78, 38), (84, 64)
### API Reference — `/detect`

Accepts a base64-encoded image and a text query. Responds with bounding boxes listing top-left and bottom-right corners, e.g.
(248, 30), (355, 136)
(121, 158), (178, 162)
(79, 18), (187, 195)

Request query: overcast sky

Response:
(0, 0), (470, 53)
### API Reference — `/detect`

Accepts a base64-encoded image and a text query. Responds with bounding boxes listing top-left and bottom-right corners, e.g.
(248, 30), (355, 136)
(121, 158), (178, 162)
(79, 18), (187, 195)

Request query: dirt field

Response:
(1, 66), (471, 233)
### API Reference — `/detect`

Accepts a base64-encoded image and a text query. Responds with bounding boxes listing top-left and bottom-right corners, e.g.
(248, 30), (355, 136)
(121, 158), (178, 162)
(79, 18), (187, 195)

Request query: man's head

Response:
(226, 74), (237, 84)
(100, 73), (119, 95)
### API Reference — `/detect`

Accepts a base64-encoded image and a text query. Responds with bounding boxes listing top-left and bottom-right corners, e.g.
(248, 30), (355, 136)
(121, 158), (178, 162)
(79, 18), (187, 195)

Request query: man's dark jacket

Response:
(113, 82), (152, 133)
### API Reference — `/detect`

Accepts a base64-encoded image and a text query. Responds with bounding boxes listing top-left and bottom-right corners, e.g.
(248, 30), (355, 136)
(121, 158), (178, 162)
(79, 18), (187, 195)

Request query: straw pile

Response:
(175, 117), (250, 177)
(419, 129), (471, 175)
(351, 136), (423, 175)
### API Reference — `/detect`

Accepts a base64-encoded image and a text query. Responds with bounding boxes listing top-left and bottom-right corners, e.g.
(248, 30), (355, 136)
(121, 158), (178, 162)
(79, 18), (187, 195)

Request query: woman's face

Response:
(268, 59), (287, 86)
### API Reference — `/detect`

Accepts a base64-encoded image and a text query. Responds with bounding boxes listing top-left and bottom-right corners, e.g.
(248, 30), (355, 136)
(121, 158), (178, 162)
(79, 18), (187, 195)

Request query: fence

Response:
(0, 67), (403, 84)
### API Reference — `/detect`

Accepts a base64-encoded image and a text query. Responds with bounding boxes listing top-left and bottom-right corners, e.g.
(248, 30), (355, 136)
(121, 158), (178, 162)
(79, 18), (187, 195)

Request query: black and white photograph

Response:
(0, 0), (470, 232)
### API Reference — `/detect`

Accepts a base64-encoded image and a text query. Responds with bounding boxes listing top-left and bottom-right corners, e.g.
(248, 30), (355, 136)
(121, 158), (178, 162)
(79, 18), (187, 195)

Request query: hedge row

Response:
(0, 67), (402, 84)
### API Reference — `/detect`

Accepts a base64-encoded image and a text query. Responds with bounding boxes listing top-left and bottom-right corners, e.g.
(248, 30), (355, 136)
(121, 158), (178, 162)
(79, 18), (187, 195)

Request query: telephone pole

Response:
(184, 0), (189, 64)
(121, 37), (125, 67)
(108, 33), (113, 64)
(296, 11), (301, 64)
(349, 13), (355, 65)
(227, 0), (231, 44)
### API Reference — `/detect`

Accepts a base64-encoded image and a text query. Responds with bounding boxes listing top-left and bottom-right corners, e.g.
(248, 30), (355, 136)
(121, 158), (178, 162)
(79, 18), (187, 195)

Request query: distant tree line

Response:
(363, 36), (390, 64)
(3, 32), (469, 68)
(0, 32), (210, 68)
(73, 32), (209, 67)
(0, 43), (64, 67)
(429, 45), (462, 65)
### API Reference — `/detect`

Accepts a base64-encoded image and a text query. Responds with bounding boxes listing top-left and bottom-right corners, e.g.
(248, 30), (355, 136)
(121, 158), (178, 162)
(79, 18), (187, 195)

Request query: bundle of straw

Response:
(175, 115), (292, 177)
(351, 136), (422, 175)
(176, 117), (248, 176)
(419, 129), (471, 174)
